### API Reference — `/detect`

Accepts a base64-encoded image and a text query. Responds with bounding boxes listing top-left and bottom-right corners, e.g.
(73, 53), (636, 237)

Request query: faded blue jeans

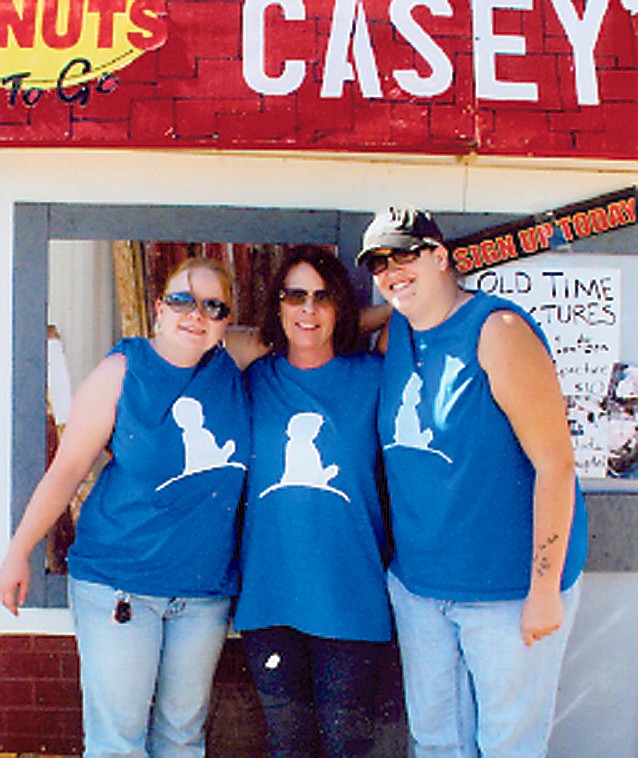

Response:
(388, 571), (581, 758)
(69, 577), (230, 758)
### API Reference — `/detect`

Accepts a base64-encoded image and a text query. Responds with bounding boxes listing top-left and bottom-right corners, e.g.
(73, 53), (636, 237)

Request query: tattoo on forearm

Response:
(533, 533), (560, 577)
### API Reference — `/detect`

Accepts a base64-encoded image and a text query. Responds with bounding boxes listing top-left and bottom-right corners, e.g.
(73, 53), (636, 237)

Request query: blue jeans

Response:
(69, 577), (230, 758)
(388, 572), (581, 758)
(242, 626), (385, 757)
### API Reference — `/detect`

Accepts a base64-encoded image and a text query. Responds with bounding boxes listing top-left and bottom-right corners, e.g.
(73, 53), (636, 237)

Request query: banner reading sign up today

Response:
(0, 0), (636, 156)
(449, 187), (637, 275)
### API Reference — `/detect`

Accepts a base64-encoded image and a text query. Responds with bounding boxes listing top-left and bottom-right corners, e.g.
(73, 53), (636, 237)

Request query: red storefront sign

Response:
(0, 0), (636, 157)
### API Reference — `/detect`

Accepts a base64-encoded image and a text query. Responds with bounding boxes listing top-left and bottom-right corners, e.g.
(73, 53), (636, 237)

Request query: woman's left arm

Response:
(478, 310), (576, 647)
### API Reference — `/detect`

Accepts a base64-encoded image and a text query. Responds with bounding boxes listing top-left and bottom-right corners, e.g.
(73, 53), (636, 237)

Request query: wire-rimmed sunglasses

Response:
(365, 245), (437, 276)
(279, 287), (334, 307)
(162, 291), (230, 321)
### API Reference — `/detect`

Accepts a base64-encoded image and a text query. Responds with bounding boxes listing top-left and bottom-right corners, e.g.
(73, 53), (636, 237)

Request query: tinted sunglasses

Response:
(365, 245), (436, 276)
(162, 291), (230, 321)
(279, 287), (333, 307)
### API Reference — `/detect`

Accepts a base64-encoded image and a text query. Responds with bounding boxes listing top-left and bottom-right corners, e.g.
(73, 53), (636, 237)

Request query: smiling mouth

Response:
(181, 324), (207, 335)
(296, 321), (320, 331)
(386, 279), (415, 310)
(389, 279), (413, 293)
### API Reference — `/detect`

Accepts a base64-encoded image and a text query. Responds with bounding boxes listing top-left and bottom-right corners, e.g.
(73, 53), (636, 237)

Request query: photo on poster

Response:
(603, 362), (638, 479)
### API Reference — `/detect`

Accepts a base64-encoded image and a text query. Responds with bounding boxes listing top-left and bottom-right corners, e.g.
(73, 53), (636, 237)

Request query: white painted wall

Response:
(0, 148), (637, 754)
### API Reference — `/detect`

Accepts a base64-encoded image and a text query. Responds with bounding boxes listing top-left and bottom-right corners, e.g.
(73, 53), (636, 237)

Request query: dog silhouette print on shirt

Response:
(259, 412), (350, 502)
(156, 396), (245, 491)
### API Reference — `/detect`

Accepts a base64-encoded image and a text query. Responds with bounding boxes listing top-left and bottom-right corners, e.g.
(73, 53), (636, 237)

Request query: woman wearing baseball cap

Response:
(358, 207), (587, 757)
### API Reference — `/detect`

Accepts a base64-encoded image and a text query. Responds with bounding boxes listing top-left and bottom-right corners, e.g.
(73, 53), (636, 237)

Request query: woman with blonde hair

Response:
(0, 257), (250, 757)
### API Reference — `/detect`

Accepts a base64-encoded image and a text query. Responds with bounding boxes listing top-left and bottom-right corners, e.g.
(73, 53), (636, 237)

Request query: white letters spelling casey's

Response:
(242, 0), (610, 106)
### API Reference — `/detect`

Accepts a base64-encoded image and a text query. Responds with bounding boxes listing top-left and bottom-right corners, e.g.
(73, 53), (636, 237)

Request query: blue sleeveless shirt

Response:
(68, 337), (250, 598)
(234, 353), (392, 642)
(379, 291), (588, 602)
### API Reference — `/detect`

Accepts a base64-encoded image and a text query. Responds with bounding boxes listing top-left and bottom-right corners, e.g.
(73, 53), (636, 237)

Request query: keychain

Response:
(113, 591), (132, 624)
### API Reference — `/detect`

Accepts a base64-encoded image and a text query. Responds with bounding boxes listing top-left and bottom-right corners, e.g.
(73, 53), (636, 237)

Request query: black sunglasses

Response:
(162, 291), (230, 321)
(365, 246), (436, 276)
(279, 287), (333, 307)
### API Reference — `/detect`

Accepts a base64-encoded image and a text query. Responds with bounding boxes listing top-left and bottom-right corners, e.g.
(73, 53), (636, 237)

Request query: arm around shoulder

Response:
(225, 326), (271, 370)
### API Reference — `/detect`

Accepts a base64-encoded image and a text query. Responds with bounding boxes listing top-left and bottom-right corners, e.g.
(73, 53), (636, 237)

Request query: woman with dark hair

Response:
(230, 246), (392, 757)
(258, 245), (361, 356)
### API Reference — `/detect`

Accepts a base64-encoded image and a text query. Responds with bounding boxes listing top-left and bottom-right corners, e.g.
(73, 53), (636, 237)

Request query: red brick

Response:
(599, 70), (638, 102)
(175, 97), (260, 138)
(263, 14), (318, 66)
(32, 635), (77, 654)
(166, 3), (241, 62)
(575, 102), (638, 159)
(390, 102), (431, 144)
(6, 95), (74, 139)
(0, 732), (82, 754)
(34, 678), (82, 709)
(491, 7), (525, 36)
(71, 118), (131, 144)
(481, 109), (574, 155)
(0, 680), (33, 707)
(453, 52), (476, 110)
(198, 59), (248, 97)
(574, 132), (638, 160)
(410, 2), (471, 37)
(543, 33), (575, 54)
(60, 653), (81, 679)
(549, 108), (605, 133)
(350, 100), (394, 146)
(296, 87), (354, 132)
(0, 636), (33, 652)
(430, 104), (475, 142)
(82, 82), (156, 120)
(488, 53), (561, 111)
(373, 22), (419, 78)
(523, 4), (546, 54)
(156, 35), (197, 79)
(0, 651), (61, 679)
(216, 99), (299, 143)
(130, 98), (176, 141)
(596, 6), (638, 65)
(4, 707), (82, 737)
(121, 48), (162, 85)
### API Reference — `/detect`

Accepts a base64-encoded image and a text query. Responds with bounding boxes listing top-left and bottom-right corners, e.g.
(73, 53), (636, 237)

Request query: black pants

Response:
(242, 626), (385, 757)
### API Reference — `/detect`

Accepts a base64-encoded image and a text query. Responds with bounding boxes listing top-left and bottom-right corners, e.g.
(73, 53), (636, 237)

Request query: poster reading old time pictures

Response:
(466, 263), (625, 480)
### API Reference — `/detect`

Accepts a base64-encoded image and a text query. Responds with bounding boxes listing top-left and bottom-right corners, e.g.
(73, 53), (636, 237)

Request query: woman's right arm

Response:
(361, 303), (391, 354)
(0, 353), (126, 616)
(224, 326), (271, 370)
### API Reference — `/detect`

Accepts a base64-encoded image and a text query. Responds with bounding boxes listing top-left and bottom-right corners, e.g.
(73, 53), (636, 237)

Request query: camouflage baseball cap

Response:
(356, 207), (444, 265)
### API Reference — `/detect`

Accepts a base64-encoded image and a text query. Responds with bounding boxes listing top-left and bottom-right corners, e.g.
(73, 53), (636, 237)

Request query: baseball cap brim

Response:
(356, 207), (444, 266)
(355, 234), (442, 266)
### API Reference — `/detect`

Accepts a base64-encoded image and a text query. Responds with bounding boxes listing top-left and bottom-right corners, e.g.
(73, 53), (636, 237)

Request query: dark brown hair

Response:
(260, 246), (360, 356)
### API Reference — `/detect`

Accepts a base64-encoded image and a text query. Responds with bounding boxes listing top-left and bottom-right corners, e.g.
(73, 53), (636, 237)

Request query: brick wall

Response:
(0, 0), (635, 158)
(0, 635), (82, 755)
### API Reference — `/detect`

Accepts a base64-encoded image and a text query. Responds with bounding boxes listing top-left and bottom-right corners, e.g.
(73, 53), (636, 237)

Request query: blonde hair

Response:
(162, 257), (233, 308)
